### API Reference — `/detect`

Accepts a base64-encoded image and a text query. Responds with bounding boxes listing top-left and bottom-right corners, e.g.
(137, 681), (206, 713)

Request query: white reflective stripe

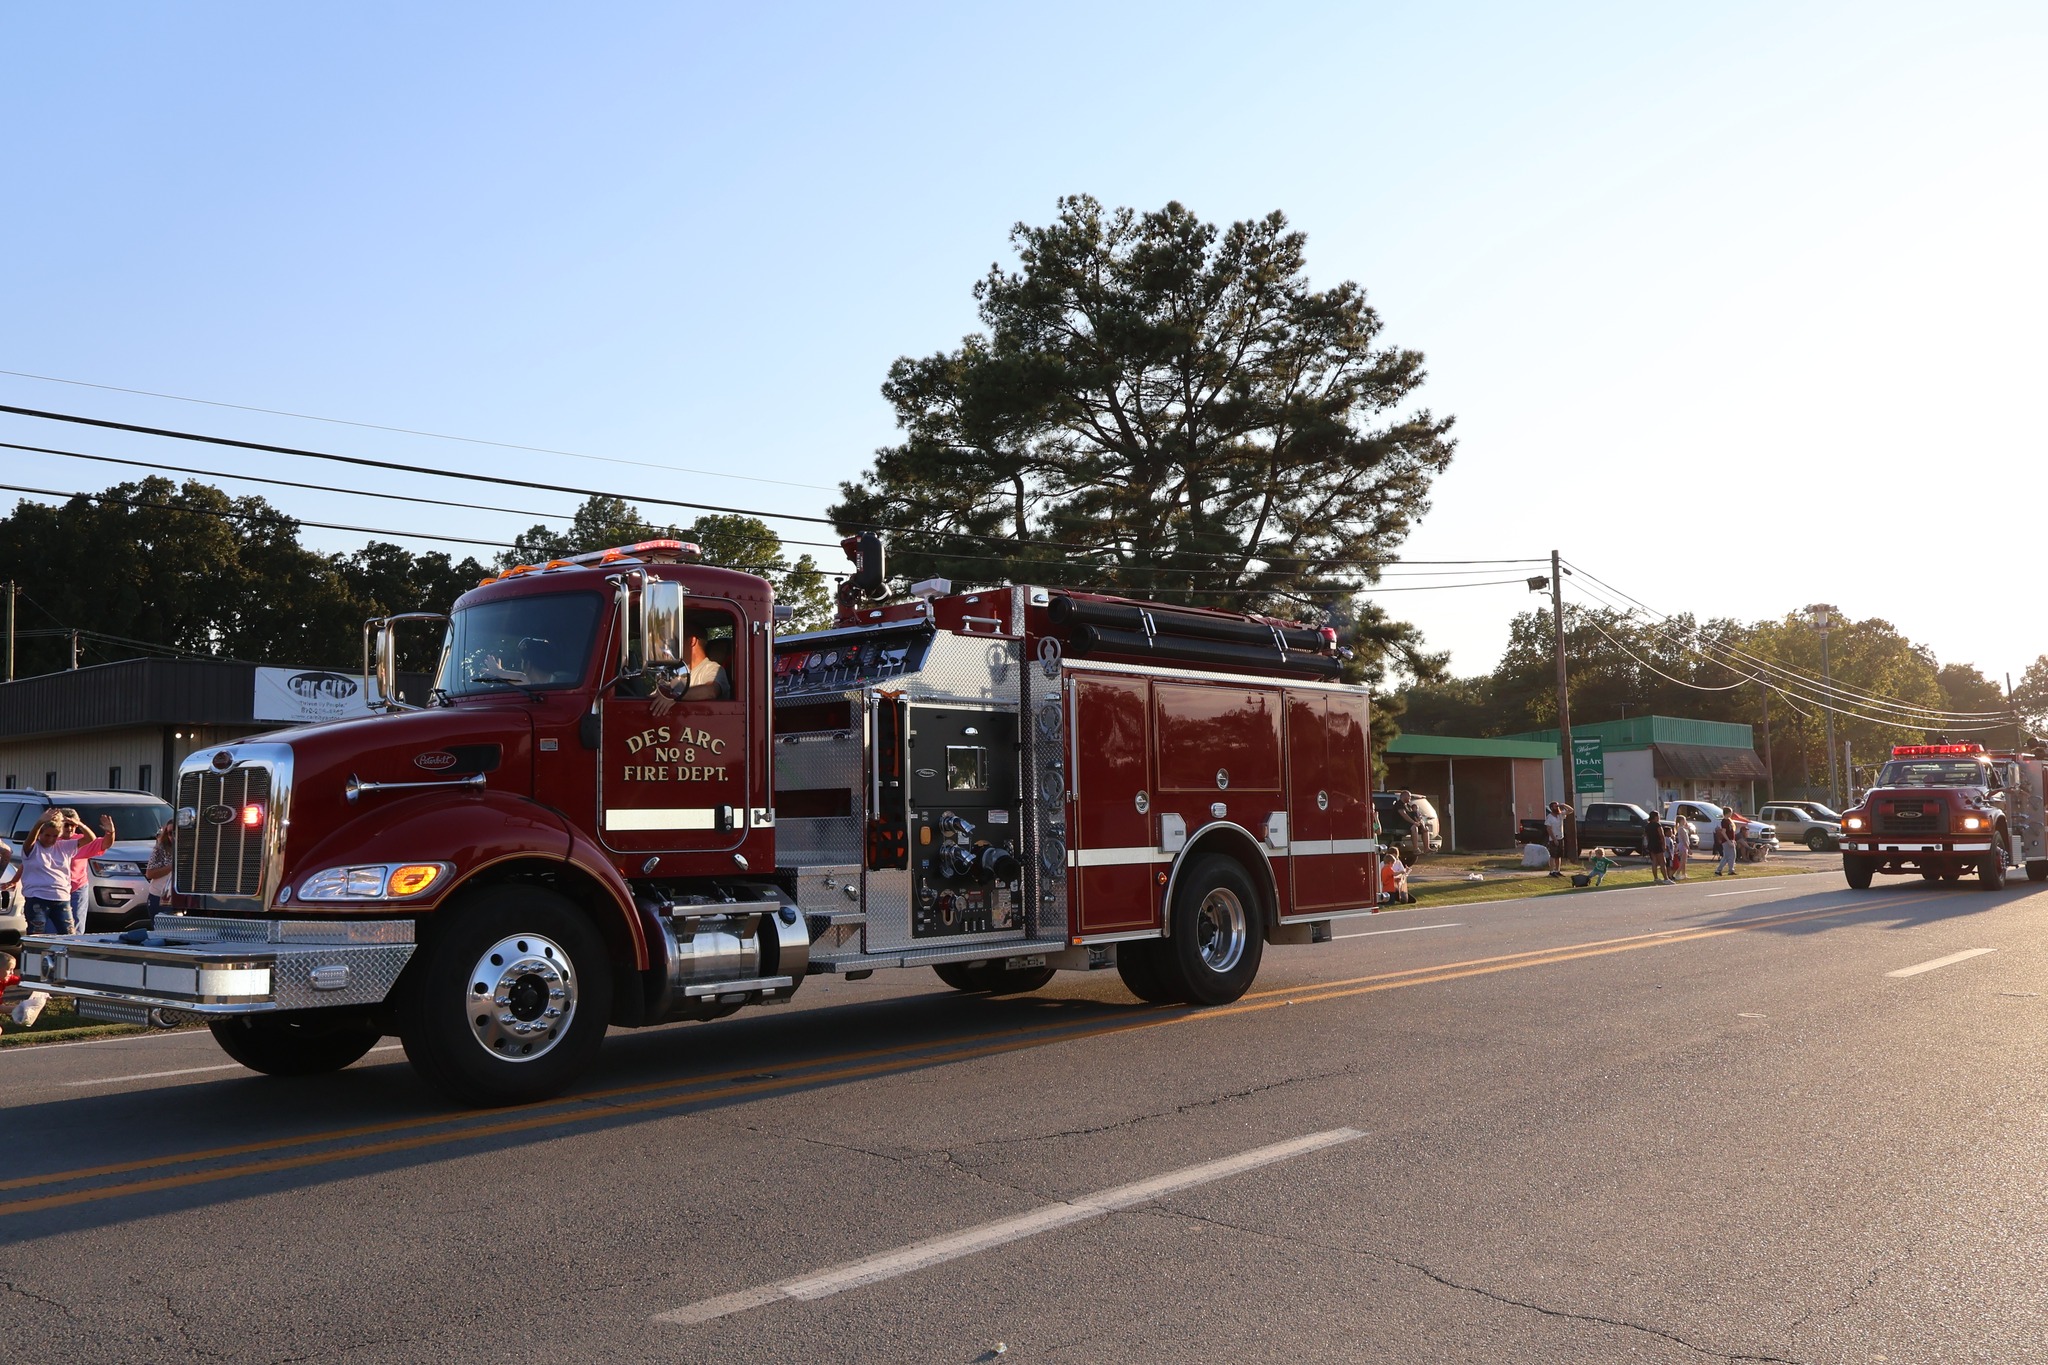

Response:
(1847, 842), (1991, 852)
(605, 807), (718, 832)
(1068, 846), (1171, 868)
(66, 958), (146, 990)
(1289, 838), (1378, 856)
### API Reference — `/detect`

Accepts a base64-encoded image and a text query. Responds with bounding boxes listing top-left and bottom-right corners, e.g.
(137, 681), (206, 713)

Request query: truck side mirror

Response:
(642, 579), (687, 669)
(376, 626), (400, 706)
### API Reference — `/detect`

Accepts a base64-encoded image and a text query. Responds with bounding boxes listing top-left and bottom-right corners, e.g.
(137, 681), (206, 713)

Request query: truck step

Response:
(682, 975), (795, 1000)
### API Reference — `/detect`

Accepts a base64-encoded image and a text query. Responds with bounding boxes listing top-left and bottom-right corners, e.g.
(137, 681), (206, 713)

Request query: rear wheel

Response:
(1156, 855), (1266, 1007)
(396, 885), (611, 1107)
(2027, 861), (2048, 883)
(1806, 829), (1831, 852)
(932, 962), (984, 992)
(210, 1015), (381, 1077)
(1844, 856), (1876, 890)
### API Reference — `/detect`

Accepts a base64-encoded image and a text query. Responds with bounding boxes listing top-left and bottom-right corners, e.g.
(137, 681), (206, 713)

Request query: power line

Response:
(0, 482), (517, 551)
(1563, 558), (2007, 719)
(0, 367), (842, 492)
(0, 401), (1546, 577)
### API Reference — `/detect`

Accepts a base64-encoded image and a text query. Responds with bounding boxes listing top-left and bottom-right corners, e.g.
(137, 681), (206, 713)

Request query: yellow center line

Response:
(0, 895), (1884, 1219)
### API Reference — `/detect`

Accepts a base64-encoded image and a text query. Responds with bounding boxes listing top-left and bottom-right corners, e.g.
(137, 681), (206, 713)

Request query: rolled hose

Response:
(1047, 594), (1327, 652)
(1067, 623), (1345, 680)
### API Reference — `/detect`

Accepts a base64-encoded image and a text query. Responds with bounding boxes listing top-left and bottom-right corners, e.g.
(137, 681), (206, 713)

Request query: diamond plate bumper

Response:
(19, 914), (416, 1016)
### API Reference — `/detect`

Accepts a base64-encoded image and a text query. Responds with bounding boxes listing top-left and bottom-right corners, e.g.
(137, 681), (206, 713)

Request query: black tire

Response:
(210, 1015), (381, 1077)
(1981, 850), (2007, 891)
(1156, 855), (1266, 1007)
(1806, 830), (1830, 852)
(1115, 940), (1183, 1004)
(396, 884), (612, 1107)
(1844, 855), (1875, 890)
(2027, 861), (2048, 883)
(932, 962), (985, 992)
(1920, 868), (1942, 883)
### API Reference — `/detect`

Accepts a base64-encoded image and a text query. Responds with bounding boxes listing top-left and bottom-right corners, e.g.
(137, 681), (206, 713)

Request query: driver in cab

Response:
(479, 636), (574, 686)
(650, 620), (730, 715)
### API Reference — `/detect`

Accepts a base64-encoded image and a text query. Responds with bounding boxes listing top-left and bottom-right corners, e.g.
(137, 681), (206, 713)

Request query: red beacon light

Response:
(239, 802), (266, 829)
(1890, 743), (1985, 757)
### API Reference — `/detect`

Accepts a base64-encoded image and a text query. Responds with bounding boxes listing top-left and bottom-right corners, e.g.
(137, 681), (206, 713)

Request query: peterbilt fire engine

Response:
(19, 538), (1383, 1104)
(1837, 742), (2048, 890)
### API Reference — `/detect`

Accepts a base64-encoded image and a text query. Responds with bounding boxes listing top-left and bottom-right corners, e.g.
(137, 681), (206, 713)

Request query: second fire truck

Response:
(1838, 742), (2048, 889)
(20, 538), (1385, 1104)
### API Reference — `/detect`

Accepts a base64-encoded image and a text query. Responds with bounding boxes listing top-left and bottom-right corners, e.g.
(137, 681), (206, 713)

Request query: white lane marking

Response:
(1346, 922), (1461, 938)
(61, 1043), (403, 1087)
(1707, 888), (1767, 898)
(1887, 948), (1997, 979)
(655, 1127), (1366, 1325)
(0, 1028), (195, 1055)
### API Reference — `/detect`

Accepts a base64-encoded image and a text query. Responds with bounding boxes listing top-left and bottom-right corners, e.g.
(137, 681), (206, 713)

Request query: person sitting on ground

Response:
(1380, 851), (1412, 904)
(1588, 849), (1618, 885)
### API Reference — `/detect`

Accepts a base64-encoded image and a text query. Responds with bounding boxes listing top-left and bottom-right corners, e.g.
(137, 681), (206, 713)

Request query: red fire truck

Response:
(19, 538), (1383, 1104)
(1838, 742), (2048, 889)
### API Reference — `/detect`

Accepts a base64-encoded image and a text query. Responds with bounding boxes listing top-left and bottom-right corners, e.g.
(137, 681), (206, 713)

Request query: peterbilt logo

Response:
(202, 804), (236, 826)
(414, 751), (458, 771)
(286, 671), (360, 702)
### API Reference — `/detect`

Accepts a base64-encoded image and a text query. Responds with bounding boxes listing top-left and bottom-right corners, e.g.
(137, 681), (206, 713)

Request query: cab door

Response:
(600, 598), (753, 855)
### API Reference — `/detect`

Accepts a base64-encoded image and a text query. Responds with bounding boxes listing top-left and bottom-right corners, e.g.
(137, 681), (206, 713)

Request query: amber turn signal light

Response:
(387, 864), (442, 897)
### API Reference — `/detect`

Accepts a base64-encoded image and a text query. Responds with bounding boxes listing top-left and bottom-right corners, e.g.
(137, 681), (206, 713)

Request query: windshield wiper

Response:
(470, 672), (545, 701)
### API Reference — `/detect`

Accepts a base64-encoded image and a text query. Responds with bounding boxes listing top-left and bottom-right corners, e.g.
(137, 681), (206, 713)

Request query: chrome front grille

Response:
(177, 764), (275, 897)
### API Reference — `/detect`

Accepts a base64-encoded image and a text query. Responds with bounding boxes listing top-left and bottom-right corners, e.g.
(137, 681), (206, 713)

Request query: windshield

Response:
(68, 802), (175, 841)
(436, 591), (603, 697)
(1874, 759), (1990, 789)
(1800, 803), (1842, 820)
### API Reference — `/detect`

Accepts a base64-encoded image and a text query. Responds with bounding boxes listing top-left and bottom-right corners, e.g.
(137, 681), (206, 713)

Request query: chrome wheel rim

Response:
(1195, 888), (1247, 973)
(466, 933), (576, 1062)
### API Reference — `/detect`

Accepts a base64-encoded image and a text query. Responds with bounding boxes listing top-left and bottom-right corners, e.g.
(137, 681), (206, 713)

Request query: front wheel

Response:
(1157, 855), (1266, 1007)
(1807, 830), (1831, 852)
(1981, 850), (2007, 891)
(1844, 856), (1875, 890)
(210, 1015), (381, 1076)
(396, 885), (612, 1107)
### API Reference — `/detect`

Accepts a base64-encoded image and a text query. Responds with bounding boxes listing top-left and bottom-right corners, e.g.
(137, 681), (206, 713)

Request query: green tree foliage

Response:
(833, 194), (1456, 674)
(498, 497), (829, 630)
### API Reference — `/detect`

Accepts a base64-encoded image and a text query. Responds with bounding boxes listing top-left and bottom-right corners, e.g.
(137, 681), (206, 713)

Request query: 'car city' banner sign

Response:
(252, 668), (374, 724)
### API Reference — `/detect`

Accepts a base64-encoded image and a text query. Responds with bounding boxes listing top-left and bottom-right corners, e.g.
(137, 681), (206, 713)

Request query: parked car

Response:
(1781, 800), (1844, 823)
(1573, 801), (1683, 855)
(0, 789), (176, 931)
(1759, 802), (1841, 851)
(1662, 800), (1778, 859)
(1373, 792), (1442, 861)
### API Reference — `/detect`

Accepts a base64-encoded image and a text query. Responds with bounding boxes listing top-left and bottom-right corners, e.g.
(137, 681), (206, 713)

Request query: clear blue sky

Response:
(3, 2), (2042, 684)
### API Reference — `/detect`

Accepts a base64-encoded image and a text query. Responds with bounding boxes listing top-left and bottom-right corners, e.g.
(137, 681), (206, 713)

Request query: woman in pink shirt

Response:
(59, 809), (112, 935)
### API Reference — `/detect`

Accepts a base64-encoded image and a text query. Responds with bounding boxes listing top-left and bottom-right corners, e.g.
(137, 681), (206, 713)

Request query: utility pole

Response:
(69, 629), (79, 671)
(1760, 686), (1774, 802)
(2007, 672), (2021, 752)
(3, 580), (14, 683)
(1552, 549), (1576, 857)
(1814, 607), (1839, 806)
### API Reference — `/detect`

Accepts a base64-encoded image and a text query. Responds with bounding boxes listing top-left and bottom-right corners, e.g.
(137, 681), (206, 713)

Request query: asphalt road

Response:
(4, 860), (2047, 1364)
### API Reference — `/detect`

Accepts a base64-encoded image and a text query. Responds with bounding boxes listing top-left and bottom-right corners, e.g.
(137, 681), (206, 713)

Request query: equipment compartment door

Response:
(1071, 674), (1158, 935)
(1285, 690), (1374, 914)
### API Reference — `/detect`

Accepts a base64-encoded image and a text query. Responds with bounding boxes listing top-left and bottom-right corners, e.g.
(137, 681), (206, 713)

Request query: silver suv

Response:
(1759, 802), (1842, 852)
(0, 790), (176, 931)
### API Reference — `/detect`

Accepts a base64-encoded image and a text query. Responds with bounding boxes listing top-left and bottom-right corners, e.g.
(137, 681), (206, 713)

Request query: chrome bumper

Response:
(1839, 841), (1992, 854)
(19, 914), (416, 1016)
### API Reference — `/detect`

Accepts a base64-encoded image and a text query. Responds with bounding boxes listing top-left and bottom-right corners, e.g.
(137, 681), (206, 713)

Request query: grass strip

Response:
(1409, 862), (1823, 909)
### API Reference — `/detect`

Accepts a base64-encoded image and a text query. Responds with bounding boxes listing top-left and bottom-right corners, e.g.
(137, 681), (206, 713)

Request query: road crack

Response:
(1151, 1208), (1802, 1364)
(967, 1066), (1356, 1148)
(1785, 1249), (1909, 1333)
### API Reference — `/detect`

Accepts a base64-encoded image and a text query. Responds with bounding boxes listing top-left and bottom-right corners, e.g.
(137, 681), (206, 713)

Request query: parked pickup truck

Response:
(1572, 802), (1676, 854)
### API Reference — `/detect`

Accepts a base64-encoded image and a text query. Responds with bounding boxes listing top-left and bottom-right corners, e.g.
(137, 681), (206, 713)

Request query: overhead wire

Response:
(1563, 557), (2008, 719)
(0, 401), (1548, 576)
(0, 482), (519, 551)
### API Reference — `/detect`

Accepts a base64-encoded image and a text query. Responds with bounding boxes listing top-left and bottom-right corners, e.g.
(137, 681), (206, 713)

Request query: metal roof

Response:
(1385, 733), (1556, 759)
(0, 659), (259, 740)
(1504, 714), (1758, 751)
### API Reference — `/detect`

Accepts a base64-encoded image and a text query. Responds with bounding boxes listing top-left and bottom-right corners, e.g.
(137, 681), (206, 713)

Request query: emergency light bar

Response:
(1890, 743), (1985, 757)
(479, 539), (704, 586)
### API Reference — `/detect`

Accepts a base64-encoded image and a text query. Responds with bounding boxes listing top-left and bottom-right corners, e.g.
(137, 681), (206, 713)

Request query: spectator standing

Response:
(9, 815), (96, 1026)
(1669, 825), (1689, 881)
(61, 809), (112, 935)
(1643, 810), (1668, 883)
(1544, 802), (1573, 878)
(144, 820), (176, 909)
(1714, 811), (1740, 876)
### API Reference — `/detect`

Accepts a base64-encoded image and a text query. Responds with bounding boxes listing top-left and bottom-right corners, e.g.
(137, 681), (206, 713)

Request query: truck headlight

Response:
(1845, 816), (1863, 830)
(1962, 816), (1983, 830)
(89, 859), (147, 878)
(299, 862), (451, 901)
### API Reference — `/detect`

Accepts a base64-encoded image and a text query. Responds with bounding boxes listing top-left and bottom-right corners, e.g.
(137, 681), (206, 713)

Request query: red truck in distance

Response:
(1837, 742), (2048, 890)
(20, 538), (1385, 1105)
